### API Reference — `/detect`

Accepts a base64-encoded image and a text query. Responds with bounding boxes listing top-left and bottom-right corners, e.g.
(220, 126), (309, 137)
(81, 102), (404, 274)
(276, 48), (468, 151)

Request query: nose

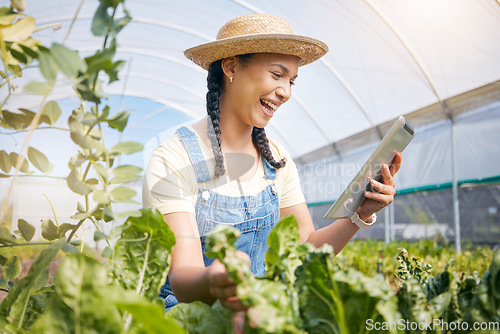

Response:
(276, 84), (291, 103)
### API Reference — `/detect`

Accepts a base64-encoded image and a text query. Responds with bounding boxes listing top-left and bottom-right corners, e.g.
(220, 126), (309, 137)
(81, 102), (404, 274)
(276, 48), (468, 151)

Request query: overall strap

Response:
(261, 156), (276, 180)
(176, 126), (211, 183)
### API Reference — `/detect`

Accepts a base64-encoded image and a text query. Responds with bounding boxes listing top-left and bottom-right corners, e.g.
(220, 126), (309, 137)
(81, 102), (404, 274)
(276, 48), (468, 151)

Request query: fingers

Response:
(389, 151), (402, 176)
(208, 260), (237, 300)
(377, 163), (396, 188)
(364, 164), (396, 206)
(364, 190), (394, 206)
(222, 296), (248, 312)
(207, 258), (250, 313)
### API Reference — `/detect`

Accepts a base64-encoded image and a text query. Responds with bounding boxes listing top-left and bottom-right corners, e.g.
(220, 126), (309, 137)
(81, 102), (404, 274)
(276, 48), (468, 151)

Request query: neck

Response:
(217, 103), (255, 154)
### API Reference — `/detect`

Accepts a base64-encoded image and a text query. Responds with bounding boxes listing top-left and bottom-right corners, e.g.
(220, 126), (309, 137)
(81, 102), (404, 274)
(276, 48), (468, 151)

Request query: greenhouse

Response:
(0, 0), (499, 333)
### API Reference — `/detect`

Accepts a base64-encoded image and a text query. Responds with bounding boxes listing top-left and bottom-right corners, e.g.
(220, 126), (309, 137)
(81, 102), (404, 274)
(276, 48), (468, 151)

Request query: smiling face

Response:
(219, 53), (300, 129)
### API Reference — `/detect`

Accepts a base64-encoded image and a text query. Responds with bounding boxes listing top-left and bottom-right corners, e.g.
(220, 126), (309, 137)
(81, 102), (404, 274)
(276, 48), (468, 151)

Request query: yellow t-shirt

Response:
(142, 125), (305, 215)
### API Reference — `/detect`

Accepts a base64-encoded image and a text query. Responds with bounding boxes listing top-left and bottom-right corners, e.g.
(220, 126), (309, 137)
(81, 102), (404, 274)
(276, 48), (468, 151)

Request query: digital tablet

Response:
(323, 116), (415, 220)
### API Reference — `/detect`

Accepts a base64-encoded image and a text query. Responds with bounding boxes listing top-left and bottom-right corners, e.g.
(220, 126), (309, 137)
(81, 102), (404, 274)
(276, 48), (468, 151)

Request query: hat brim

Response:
(184, 33), (328, 70)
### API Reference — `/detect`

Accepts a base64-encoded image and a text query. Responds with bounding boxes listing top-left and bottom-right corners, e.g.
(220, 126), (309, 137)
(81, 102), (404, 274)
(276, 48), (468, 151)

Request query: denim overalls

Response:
(160, 126), (280, 312)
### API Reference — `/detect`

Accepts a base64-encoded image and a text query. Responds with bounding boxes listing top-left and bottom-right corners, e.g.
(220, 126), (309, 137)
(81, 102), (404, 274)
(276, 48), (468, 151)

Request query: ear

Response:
(221, 57), (237, 80)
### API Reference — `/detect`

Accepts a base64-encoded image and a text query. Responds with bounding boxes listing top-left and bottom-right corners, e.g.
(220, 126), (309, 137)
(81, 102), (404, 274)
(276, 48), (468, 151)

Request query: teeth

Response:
(261, 99), (279, 113)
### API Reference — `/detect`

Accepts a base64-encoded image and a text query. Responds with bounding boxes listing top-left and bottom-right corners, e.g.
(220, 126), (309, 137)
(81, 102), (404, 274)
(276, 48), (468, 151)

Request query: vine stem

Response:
(0, 94), (49, 224)
(3, 126), (70, 134)
(89, 216), (111, 248)
(0, 56), (12, 109)
(43, 193), (59, 226)
(1, 174), (66, 180)
(0, 242), (54, 248)
(66, 204), (99, 243)
(34, 23), (62, 33)
(92, 5), (117, 93)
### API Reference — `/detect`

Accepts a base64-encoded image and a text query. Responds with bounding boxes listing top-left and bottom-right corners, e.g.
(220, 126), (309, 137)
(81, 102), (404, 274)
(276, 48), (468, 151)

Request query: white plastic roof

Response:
(4, 0), (500, 168)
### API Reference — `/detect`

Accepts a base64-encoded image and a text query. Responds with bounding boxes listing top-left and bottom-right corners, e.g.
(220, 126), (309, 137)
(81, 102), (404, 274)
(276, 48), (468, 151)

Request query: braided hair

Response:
(206, 55), (287, 178)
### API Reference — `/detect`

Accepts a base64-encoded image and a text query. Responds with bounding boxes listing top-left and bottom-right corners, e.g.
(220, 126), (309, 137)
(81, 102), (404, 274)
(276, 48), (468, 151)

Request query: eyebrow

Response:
(270, 63), (298, 79)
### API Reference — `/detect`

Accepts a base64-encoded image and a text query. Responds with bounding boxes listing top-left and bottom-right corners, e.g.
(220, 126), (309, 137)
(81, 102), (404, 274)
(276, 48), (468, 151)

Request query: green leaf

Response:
(17, 219), (35, 241)
(21, 287), (53, 330)
(4, 256), (22, 282)
(108, 225), (123, 239)
(118, 300), (185, 334)
(31, 254), (124, 333)
(67, 168), (95, 196)
(0, 16), (35, 42)
(110, 186), (137, 203)
(49, 43), (87, 79)
(101, 246), (112, 258)
(110, 141), (143, 155)
(0, 14), (17, 25)
(9, 152), (28, 173)
(28, 147), (53, 174)
(93, 230), (108, 242)
(110, 165), (141, 184)
(0, 238), (64, 329)
(111, 208), (176, 302)
(41, 219), (58, 241)
(92, 206), (114, 222)
(0, 150), (12, 173)
(41, 100), (62, 125)
(37, 50), (58, 82)
(106, 111), (129, 132)
(77, 202), (85, 212)
(0, 225), (16, 244)
(92, 189), (110, 205)
(58, 223), (77, 238)
(91, 3), (110, 36)
(10, 47), (27, 63)
(264, 214), (310, 284)
(165, 301), (231, 334)
(19, 42), (39, 59)
(2, 109), (31, 130)
(62, 242), (79, 254)
(93, 163), (109, 182)
(111, 13), (132, 36)
(114, 209), (142, 219)
(24, 81), (53, 95)
(67, 108), (104, 151)
(7, 64), (22, 77)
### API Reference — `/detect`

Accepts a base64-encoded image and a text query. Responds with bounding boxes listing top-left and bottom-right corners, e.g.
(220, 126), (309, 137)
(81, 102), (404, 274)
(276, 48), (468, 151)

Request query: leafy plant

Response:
(169, 215), (499, 334)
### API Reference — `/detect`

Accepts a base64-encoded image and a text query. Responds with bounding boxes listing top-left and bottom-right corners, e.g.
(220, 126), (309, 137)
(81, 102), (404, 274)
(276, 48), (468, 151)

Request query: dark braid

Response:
(252, 127), (286, 169)
(206, 60), (225, 177)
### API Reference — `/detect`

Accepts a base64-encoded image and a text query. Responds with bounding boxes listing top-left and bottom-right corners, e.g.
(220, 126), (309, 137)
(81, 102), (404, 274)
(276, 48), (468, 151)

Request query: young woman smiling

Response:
(143, 13), (402, 330)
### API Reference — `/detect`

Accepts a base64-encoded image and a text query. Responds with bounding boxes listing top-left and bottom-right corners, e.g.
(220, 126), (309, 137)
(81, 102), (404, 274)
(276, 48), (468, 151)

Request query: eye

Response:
(271, 72), (282, 78)
(289, 80), (296, 86)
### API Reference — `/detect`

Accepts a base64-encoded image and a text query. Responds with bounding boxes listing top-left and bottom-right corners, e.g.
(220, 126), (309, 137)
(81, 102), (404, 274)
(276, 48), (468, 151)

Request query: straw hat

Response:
(184, 14), (328, 70)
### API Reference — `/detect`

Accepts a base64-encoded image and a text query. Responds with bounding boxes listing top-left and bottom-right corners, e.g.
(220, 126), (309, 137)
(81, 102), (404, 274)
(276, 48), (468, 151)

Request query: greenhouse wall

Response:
(309, 184), (500, 246)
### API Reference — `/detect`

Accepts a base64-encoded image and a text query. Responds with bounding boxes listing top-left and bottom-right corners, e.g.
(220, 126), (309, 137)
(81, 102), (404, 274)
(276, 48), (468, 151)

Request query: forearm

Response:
(305, 217), (360, 255)
(169, 265), (215, 304)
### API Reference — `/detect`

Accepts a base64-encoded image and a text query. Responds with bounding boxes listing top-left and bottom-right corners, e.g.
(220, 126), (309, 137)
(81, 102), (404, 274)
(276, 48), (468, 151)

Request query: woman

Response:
(143, 13), (401, 320)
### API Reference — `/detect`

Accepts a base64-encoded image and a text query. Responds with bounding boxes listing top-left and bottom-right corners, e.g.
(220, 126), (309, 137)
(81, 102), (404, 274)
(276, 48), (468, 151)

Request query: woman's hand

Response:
(207, 251), (250, 334)
(357, 152), (402, 219)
